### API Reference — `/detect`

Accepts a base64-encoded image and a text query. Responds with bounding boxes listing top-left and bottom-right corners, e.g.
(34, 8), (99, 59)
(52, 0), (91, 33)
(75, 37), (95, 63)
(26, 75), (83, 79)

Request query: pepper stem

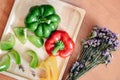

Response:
(39, 18), (51, 24)
(52, 40), (64, 55)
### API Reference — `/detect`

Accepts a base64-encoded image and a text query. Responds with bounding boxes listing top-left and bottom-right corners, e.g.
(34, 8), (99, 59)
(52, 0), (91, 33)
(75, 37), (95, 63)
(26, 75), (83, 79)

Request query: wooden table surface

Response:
(0, 0), (120, 80)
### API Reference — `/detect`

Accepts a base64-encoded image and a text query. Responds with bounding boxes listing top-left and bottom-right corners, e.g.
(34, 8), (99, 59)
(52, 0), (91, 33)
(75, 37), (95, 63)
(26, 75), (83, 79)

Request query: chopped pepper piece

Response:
(27, 50), (38, 68)
(45, 30), (75, 58)
(0, 55), (10, 72)
(0, 34), (15, 50)
(8, 49), (21, 65)
(39, 62), (51, 80)
(25, 5), (61, 38)
(39, 56), (58, 80)
(27, 35), (44, 48)
(13, 27), (26, 44)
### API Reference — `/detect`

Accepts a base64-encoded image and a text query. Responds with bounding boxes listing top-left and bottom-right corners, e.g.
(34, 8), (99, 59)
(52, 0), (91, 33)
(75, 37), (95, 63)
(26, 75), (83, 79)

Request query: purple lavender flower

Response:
(75, 63), (84, 72)
(114, 40), (120, 46)
(93, 26), (100, 32)
(108, 38), (113, 44)
(89, 31), (97, 38)
(79, 63), (84, 68)
(101, 49), (110, 56)
(105, 54), (113, 64)
(83, 39), (101, 48)
(97, 40), (101, 46)
(113, 46), (118, 51)
(98, 32), (103, 38)
(109, 40), (120, 51)
(70, 61), (79, 72)
(67, 26), (120, 80)
(101, 28), (108, 32)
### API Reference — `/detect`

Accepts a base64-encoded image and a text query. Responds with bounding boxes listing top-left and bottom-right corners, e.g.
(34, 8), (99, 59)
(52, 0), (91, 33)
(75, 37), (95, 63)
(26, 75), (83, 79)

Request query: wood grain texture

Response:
(0, 0), (14, 38)
(0, 0), (16, 80)
(0, 74), (16, 80)
(0, 0), (120, 80)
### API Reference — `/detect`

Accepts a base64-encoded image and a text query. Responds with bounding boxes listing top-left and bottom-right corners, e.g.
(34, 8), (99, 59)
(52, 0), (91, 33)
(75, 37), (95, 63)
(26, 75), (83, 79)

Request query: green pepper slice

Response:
(13, 27), (26, 44)
(0, 34), (15, 50)
(27, 50), (38, 68)
(27, 35), (44, 48)
(8, 49), (21, 65)
(0, 55), (10, 72)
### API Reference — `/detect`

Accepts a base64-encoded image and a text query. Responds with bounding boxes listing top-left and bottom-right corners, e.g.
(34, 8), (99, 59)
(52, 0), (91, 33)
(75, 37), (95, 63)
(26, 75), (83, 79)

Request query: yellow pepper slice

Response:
(39, 56), (58, 80)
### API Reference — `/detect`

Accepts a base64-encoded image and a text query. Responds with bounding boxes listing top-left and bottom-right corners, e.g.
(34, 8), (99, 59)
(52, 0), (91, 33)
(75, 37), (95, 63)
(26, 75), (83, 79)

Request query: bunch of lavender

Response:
(66, 26), (120, 80)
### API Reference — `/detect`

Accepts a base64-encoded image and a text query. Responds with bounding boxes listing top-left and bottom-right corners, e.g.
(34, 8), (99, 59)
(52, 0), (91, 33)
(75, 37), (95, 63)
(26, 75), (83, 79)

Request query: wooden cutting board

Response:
(0, 0), (85, 80)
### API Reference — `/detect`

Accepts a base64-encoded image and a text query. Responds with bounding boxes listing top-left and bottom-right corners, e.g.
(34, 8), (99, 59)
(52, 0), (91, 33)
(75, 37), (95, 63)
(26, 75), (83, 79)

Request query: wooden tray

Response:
(0, 0), (85, 80)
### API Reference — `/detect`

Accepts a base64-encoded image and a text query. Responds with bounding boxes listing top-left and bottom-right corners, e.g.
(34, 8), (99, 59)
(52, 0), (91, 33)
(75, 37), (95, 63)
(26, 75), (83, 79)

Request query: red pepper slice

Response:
(45, 30), (75, 58)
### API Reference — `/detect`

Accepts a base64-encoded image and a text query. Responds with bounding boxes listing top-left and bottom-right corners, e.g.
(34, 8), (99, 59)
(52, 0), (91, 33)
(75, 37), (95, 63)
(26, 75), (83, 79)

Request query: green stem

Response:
(67, 43), (110, 80)
(39, 18), (50, 24)
(74, 62), (99, 80)
(52, 40), (64, 55)
(75, 44), (108, 79)
(69, 44), (107, 79)
(80, 47), (93, 62)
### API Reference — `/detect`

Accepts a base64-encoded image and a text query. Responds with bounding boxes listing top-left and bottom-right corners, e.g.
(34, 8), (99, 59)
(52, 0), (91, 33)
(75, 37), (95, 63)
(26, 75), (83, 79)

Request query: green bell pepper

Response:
(25, 5), (61, 38)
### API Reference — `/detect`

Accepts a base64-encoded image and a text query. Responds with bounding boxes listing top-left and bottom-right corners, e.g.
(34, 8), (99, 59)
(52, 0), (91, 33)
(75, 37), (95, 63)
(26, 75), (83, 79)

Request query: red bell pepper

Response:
(45, 30), (75, 58)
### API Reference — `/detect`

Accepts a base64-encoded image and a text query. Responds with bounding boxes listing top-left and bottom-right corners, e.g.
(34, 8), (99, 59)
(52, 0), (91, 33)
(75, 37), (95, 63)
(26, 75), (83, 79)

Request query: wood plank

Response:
(0, 0), (16, 80)
(0, 74), (16, 80)
(0, 0), (14, 38)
